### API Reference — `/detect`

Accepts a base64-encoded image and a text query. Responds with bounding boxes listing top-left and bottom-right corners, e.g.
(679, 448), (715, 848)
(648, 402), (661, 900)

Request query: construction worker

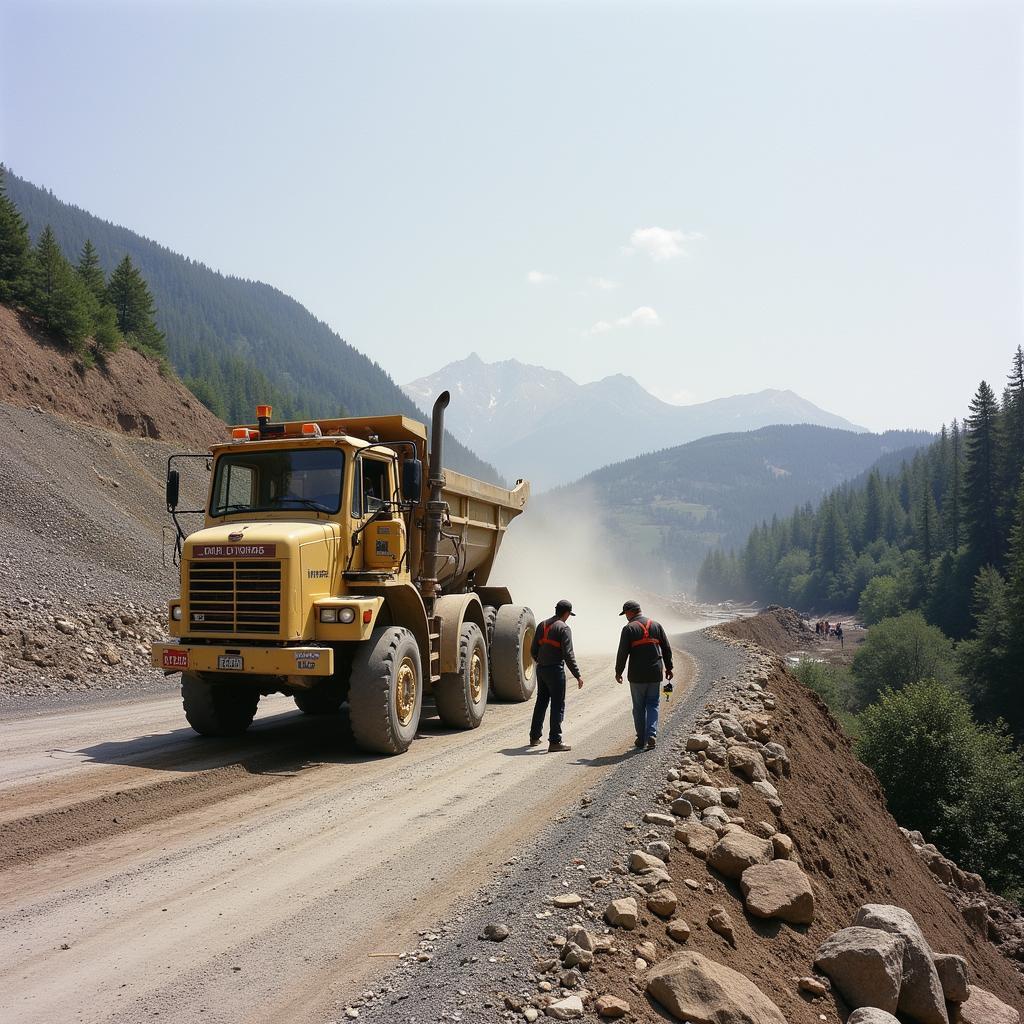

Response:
(529, 599), (584, 752)
(615, 599), (673, 750)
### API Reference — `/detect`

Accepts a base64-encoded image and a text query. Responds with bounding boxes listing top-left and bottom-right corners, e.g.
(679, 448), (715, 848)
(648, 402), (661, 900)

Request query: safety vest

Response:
(539, 620), (562, 649)
(630, 616), (661, 648)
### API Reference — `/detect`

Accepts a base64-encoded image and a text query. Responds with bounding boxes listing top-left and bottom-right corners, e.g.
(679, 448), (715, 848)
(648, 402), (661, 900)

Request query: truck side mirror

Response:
(402, 458), (423, 503)
(166, 469), (180, 511)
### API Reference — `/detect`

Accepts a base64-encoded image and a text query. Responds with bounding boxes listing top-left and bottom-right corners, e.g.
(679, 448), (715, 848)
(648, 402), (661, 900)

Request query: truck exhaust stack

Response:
(421, 390), (451, 617)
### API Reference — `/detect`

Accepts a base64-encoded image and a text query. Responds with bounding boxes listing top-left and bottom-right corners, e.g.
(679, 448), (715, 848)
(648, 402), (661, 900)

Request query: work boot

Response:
(645, 737), (657, 750)
(548, 741), (572, 753)
(528, 736), (542, 747)
(634, 736), (644, 749)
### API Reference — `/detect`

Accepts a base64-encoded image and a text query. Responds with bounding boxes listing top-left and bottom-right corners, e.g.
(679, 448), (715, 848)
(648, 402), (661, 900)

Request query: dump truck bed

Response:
(438, 472), (529, 593)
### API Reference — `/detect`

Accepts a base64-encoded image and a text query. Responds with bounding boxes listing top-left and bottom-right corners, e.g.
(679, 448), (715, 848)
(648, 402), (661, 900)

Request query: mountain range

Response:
(5, 171), (501, 484)
(535, 423), (933, 589)
(404, 354), (867, 490)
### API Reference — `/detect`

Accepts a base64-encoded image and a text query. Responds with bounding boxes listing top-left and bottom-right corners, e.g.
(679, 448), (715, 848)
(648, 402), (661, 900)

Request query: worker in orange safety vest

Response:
(615, 599), (673, 751)
(528, 599), (584, 752)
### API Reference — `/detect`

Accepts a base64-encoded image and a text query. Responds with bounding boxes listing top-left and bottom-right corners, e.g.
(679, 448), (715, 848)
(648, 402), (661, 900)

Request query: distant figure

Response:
(615, 600), (673, 751)
(836, 621), (844, 649)
(528, 599), (584, 752)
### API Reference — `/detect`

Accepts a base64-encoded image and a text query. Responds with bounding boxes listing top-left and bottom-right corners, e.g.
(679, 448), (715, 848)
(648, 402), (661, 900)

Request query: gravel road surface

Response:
(0, 632), (738, 1024)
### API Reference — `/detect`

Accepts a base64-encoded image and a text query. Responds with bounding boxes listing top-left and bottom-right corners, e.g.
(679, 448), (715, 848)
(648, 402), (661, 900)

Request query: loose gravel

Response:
(338, 629), (743, 1023)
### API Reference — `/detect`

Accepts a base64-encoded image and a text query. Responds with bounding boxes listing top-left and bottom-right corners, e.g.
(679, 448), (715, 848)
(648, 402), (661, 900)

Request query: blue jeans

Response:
(531, 665), (566, 744)
(631, 681), (660, 744)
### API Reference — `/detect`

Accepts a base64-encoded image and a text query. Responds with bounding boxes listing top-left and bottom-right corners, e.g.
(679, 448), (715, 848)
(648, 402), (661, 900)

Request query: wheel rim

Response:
(469, 648), (484, 704)
(522, 624), (536, 680)
(396, 656), (418, 727)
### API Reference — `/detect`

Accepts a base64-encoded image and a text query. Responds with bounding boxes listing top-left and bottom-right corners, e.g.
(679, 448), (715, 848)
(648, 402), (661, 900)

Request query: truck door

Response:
(353, 456), (405, 572)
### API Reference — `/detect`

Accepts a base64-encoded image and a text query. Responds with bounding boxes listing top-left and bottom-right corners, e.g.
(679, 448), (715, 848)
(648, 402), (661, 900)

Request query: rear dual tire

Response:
(435, 621), (488, 729)
(490, 604), (537, 701)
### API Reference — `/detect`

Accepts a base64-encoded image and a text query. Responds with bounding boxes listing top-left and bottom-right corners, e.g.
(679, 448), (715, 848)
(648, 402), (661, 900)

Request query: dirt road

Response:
(0, 651), (694, 1024)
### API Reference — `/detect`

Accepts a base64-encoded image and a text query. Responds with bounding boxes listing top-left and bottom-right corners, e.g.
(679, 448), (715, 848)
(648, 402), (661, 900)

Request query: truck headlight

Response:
(338, 607), (356, 624)
(171, 605), (183, 621)
(319, 608), (338, 623)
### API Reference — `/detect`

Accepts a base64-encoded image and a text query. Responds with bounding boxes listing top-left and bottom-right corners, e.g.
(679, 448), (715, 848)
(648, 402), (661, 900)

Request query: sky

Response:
(1, 0), (1021, 433)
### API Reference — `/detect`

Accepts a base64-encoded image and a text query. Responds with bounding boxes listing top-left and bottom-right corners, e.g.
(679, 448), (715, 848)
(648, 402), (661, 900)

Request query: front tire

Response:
(435, 621), (488, 729)
(490, 605), (537, 701)
(348, 627), (423, 755)
(182, 673), (260, 736)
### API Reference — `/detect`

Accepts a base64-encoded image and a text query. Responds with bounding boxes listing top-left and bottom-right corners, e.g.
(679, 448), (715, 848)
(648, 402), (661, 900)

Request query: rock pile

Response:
(812, 902), (1020, 1024)
(0, 594), (169, 702)
(901, 826), (1024, 975)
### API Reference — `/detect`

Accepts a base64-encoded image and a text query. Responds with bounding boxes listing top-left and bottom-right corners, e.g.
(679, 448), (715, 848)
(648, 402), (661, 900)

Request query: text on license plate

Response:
(217, 655), (244, 671)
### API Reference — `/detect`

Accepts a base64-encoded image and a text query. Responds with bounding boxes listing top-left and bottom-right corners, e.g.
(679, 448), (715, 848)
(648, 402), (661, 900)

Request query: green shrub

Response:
(858, 679), (1024, 899)
(850, 610), (957, 709)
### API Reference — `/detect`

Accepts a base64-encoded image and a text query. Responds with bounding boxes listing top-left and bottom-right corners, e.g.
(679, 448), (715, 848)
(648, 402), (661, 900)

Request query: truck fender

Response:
(434, 593), (485, 674)
(474, 586), (512, 609)
(359, 581), (432, 676)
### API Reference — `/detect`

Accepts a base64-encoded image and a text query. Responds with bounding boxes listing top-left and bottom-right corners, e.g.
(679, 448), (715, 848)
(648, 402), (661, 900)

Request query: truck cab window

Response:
(362, 458), (390, 513)
(211, 449), (344, 515)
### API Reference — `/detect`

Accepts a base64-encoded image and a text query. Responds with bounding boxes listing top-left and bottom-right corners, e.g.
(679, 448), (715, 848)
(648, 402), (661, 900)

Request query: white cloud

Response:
(589, 276), (619, 290)
(584, 306), (661, 336)
(625, 226), (705, 261)
(526, 270), (557, 285)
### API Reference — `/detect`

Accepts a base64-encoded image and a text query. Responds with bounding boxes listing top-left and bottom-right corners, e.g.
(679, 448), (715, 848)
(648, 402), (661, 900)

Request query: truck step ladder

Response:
(428, 616), (442, 683)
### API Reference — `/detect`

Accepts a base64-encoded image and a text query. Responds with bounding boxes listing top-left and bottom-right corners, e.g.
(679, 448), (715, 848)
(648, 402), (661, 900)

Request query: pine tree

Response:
(0, 166), (32, 303)
(864, 469), (884, 544)
(30, 225), (93, 350)
(106, 254), (165, 356)
(948, 419), (963, 550)
(75, 240), (106, 302)
(999, 347), (1024, 538)
(964, 382), (1001, 569)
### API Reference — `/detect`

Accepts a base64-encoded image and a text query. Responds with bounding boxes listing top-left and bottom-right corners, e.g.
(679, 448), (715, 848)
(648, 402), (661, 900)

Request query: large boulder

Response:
(959, 986), (1021, 1024)
(707, 830), (774, 879)
(740, 860), (815, 924)
(853, 904), (948, 1024)
(604, 897), (638, 930)
(682, 785), (722, 810)
(814, 926), (905, 1014)
(728, 746), (769, 782)
(675, 821), (719, 858)
(933, 953), (969, 1003)
(646, 950), (787, 1024)
(629, 850), (667, 874)
(847, 1011), (901, 1024)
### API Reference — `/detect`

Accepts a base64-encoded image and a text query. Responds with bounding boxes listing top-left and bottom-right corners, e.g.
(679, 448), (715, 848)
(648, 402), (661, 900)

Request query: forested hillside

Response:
(545, 423), (931, 586)
(699, 347), (1024, 743)
(4, 169), (501, 483)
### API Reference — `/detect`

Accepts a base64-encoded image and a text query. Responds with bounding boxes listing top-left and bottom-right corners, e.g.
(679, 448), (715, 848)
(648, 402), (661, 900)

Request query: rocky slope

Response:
(348, 612), (1023, 1022)
(0, 304), (225, 448)
(0, 308), (225, 708)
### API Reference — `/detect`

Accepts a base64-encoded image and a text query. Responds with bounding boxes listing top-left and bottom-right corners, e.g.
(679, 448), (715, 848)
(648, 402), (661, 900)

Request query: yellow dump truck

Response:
(152, 393), (536, 754)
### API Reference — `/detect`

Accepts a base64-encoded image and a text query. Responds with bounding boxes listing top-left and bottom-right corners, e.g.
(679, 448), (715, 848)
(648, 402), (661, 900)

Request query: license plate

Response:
(217, 655), (244, 671)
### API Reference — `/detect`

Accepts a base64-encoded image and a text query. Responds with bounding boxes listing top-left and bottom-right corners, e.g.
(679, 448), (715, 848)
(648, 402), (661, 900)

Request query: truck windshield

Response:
(210, 448), (345, 516)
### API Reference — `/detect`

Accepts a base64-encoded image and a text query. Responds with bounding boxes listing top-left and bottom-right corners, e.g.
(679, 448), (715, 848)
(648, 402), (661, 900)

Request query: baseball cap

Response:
(619, 599), (641, 616)
(555, 599), (576, 616)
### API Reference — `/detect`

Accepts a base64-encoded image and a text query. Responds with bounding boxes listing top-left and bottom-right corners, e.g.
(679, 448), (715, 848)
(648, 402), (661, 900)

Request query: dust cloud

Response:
(491, 485), (709, 655)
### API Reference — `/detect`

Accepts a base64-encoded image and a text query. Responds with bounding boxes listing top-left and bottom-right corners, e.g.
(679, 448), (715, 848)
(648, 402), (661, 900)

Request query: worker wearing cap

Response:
(615, 600), (673, 750)
(528, 599), (584, 752)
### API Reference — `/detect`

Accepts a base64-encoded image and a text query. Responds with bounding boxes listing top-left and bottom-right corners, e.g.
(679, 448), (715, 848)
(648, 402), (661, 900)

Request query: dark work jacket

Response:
(615, 615), (673, 685)
(530, 616), (582, 680)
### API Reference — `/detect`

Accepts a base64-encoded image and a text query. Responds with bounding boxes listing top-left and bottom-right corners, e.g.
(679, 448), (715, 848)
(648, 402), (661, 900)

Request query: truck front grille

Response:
(187, 560), (282, 635)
